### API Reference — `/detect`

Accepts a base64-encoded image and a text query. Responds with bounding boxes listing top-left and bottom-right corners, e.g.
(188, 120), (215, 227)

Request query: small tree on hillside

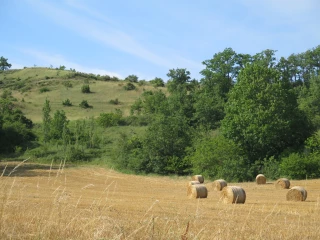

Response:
(125, 74), (138, 83)
(0, 56), (12, 71)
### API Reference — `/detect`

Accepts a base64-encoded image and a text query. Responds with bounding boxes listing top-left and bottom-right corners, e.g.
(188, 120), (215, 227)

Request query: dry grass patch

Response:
(1, 161), (320, 239)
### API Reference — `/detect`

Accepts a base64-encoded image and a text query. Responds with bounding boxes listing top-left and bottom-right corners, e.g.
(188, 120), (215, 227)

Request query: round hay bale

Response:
(188, 184), (208, 199)
(187, 181), (200, 196)
(212, 179), (227, 191)
(256, 174), (266, 185)
(275, 178), (290, 189)
(286, 186), (307, 201)
(221, 186), (246, 204)
(192, 175), (204, 183)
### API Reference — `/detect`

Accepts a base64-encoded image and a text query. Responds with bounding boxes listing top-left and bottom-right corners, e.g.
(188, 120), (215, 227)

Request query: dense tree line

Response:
(115, 45), (320, 181)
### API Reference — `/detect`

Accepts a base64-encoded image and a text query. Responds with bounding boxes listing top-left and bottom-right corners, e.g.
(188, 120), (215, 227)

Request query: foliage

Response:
(63, 81), (73, 88)
(112, 132), (145, 172)
(81, 84), (91, 93)
(49, 110), (69, 140)
(123, 82), (136, 91)
(42, 99), (51, 143)
(39, 87), (50, 93)
(298, 75), (320, 128)
(0, 56), (12, 71)
(97, 110), (123, 127)
(221, 63), (313, 163)
(62, 99), (72, 106)
(130, 90), (167, 116)
(125, 74), (138, 83)
(79, 100), (92, 109)
(0, 93), (34, 153)
(109, 98), (120, 105)
(150, 77), (165, 87)
(260, 156), (281, 180)
(279, 152), (320, 179)
(142, 114), (193, 174)
(188, 134), (250, 182)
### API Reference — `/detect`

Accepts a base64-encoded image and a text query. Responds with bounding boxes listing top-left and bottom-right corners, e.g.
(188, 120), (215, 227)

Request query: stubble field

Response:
(0, 161), (319, 240)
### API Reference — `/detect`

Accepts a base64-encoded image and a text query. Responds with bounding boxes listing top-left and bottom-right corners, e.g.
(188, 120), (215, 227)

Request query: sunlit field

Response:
(0, 161), (319, 240)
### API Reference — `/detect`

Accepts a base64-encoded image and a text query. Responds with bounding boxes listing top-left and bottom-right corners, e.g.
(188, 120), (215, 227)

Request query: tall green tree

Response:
(0, 56), (12, 71)
(42, 99), (51, 143)
(221, 63), (312, 163)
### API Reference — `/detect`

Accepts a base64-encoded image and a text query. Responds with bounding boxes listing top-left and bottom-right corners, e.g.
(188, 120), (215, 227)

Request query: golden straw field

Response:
(0, 161), (320, 240)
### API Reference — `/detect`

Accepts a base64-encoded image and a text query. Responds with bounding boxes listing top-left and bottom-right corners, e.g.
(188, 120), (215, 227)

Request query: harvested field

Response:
(0, 161), (320, 239)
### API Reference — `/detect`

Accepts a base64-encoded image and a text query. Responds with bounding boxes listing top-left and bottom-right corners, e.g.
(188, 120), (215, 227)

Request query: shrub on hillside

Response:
(124, 82), (136, 91)
(39, 87), (50, 93)
(62, 99), (72, 106)
(97, 111), (123, 127)
(109, 98), (120, 105)
(81, 84), (90, 93)
(79, 100), (92, 109)
(63, 81), (73, 88)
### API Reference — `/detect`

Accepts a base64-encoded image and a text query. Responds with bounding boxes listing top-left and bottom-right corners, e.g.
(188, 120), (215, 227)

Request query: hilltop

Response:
(0, 67), (164, 122)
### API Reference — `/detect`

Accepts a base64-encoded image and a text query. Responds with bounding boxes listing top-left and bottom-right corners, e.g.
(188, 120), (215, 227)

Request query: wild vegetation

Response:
(1, 45), (320, 182)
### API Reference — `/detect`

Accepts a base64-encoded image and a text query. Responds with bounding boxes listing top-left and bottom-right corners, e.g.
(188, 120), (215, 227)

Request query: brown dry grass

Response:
(1, 161), (320, 240)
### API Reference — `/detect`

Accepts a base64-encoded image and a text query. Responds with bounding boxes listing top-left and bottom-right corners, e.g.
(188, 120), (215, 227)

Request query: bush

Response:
(188, 134), (250, 182)
(125, 74), (138, 83)
(79, 100), (92, 109)
(109, 98), (120, 105)
(124, 82), (136, 91)
(62, 99), (72, 106)
(63, 81), (73, 88)
(81, 84), (90, 93)
(280, 152), (320, 179)
(39, 87), (50, 93)
(138, 80), (147, 86)
(97, 111), (122, 127)
(150, 77), (165, 87)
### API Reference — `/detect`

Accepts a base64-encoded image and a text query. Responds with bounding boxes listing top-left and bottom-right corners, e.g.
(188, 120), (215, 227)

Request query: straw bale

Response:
(221, 186), (246, 204)
(192, 175), (204, 183)
(212, 179), (227, 191)
(188, 184), (208, 199)
(286, 186), (307, 201)
(275, 178), (290, 189)
(187, 181), (200, 196)
(255, 174), (266, 185)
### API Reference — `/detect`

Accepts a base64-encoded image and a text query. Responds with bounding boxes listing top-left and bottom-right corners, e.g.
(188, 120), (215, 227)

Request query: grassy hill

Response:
(0, 67), (165, 122)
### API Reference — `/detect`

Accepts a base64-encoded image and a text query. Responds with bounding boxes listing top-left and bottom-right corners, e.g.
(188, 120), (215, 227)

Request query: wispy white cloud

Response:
(26, 0), (202, 73)
(21, 48), (122, 77)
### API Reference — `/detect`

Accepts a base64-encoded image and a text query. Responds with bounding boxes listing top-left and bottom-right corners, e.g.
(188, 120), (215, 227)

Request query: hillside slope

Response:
(0, 68), (164, 122)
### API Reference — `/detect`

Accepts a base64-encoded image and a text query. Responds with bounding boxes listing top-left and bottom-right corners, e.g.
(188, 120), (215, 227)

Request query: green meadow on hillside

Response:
(0, 67), (164, 122)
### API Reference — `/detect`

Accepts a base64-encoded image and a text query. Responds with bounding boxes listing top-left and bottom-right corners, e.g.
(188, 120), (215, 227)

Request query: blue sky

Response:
(1, 0), (320, 81)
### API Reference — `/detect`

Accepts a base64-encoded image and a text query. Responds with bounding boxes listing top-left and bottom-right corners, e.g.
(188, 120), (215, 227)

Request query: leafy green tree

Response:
(50, 110), (69, 140)
(42, 99), (51, 143)
(143, 114), (193, 174)
(0, 94), (34, 153)
(166, 68), (192, 93)
(188, 134), (250, 182)
(298, 75), (320, 128)
(150, 77), (165, 87)
(130, 90), (167, 116)
(221, 63), (312, 164)
(0, 56), (12, 71)
(125, 74), (138, 83)
(123, 82), (136, 91)
(81, 84), (91, 93)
